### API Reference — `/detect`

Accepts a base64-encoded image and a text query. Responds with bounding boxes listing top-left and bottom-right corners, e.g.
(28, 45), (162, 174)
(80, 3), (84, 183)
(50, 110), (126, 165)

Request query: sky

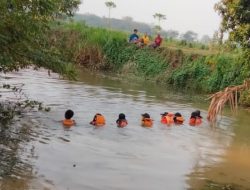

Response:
(78, 0), (221, 38)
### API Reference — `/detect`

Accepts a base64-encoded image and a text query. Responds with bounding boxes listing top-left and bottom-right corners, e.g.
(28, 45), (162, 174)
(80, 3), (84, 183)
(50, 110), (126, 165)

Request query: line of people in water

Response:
(62, 110), (203, 128)
(129, 29), (163, 48)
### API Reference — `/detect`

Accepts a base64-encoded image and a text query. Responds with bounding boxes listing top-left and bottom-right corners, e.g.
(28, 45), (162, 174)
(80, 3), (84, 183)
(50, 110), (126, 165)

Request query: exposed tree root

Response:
(207, 80), (250, 123)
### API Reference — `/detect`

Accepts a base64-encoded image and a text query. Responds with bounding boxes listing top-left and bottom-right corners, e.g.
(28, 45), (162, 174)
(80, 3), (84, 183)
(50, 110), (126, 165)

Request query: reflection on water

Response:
(188, 110), (250, 190)
(0, 68), (249, 190)
(0, 120), (35, 190)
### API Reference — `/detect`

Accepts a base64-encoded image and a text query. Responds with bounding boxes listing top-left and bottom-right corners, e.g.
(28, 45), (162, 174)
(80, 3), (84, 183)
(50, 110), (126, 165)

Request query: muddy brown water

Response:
(0, 68), (249, 190)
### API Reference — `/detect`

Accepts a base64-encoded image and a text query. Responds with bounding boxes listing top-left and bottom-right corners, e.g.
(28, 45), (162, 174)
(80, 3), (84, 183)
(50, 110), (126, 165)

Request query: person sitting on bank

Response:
(189, 110), (202, 126)
(116, 113), (128, 128)
(150, 34), (163, 48)
(140, 32), (150, 46)
(129, 29), (139, 43)
(90, 113), (106, 126)
(62, 109), (76, 127)
(141, 113), (153, 127)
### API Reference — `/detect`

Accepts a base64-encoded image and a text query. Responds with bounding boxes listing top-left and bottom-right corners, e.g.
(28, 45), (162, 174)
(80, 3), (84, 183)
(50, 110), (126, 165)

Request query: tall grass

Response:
(50, 22), (168, 77)
(50, 21), (249, 98)
(166, 53), (249, 93)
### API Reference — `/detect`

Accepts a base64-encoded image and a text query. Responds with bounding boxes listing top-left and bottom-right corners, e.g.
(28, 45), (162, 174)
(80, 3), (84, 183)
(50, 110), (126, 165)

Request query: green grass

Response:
(49, 21), (249, 97)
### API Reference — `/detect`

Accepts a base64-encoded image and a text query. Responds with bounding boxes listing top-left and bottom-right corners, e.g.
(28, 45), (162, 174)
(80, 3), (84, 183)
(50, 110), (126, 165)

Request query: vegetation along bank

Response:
(48, 22), (250, 106)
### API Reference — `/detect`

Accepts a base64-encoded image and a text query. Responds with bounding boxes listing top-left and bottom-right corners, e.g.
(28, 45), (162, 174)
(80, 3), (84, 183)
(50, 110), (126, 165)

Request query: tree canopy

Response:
(105, 1), (116, 9)
(215, 0), (250, 48)
(0, 0), (80, 74)
(182, 31), (198, 42)
(164, 30), (179, 39)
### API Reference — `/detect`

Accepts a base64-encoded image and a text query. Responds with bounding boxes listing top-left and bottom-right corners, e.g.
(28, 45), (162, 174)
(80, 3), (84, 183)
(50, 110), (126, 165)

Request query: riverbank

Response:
(49, 22), (250, 105)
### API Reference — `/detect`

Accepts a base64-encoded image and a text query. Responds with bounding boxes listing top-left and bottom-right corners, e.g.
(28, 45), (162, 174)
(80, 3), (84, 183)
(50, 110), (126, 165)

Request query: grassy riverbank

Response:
(49, 22), (250, 104)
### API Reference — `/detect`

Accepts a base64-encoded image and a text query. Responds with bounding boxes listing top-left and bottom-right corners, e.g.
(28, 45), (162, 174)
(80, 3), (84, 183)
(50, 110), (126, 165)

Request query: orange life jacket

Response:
(174, 116), (184, 124)
(161, 114), (174, 124)
(95, 115), (106, 126)
(63, 119), (75, 127)
(189, 117), (202, 126)
(195, 117), (202, 125)
(142, 118), (153, 127)
(189, 118), (196, 126)
(117, 120), (128, 128)
(161, 116), (167, 124)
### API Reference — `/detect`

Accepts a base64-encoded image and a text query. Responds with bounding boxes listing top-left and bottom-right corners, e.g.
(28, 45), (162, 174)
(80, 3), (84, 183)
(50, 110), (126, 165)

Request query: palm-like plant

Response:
(153, 13), (166, 32)
(105, 1), (116, 28)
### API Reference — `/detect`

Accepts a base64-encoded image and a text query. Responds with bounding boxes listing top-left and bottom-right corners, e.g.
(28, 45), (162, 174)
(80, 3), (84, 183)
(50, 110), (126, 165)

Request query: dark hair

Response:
(134, 29), (138, 32)
(190, 111), (197, 119)
(195, 110), (202, 118)
(118, 113), (126, 120)
(195, 110), (201, 116)
(190, 110), (202, 119)
(142, 113), (150, 118)
(175, 112), (182, 117)
(65, 109), (74, 119)
(161, 112), (168, 116)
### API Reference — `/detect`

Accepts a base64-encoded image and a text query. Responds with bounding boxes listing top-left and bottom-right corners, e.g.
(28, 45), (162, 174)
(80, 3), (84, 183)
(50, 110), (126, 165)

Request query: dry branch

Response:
(207, 80), (250, 123)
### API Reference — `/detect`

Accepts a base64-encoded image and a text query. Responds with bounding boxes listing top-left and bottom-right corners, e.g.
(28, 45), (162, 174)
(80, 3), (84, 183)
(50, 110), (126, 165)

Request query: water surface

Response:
(0, 68), (249, 190)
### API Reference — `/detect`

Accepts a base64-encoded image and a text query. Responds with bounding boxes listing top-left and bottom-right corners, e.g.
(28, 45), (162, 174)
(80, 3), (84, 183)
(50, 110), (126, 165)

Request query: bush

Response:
(167, 56), (210, 91)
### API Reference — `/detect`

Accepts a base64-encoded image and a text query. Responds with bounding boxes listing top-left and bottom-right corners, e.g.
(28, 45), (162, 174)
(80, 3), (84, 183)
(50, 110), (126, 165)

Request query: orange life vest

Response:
(142, 118), (153, 127)
(189, 118), (196, 126)
(161, 116), (167, 124)
(63, 119), (75, 127)
(189, 117), (202, 126)
(174, 116), (184, 124)
(195, 117), (202, 125)
(161, 114), (174, 125)
(95, 115), (106, 126)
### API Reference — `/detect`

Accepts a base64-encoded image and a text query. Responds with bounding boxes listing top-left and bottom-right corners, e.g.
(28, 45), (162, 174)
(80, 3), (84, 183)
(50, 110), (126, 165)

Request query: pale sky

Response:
(78, 0), (221, 38)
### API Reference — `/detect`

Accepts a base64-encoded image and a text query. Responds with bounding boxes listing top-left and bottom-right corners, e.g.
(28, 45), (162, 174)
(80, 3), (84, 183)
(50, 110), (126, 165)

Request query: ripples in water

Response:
(0, 68), (240, 190)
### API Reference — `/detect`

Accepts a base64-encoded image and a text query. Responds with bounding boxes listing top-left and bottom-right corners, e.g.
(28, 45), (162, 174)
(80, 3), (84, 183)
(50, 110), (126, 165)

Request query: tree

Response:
(165, 30), (179, 39)
(0, 0), (80, 74)
(182, 31), (198, 42)
(200, 35), (211, 44)
(153, 13), (166, 32)
(212, 30), (220, 45)
(105, 1), (116, 28)
(215, 0), (250, 48)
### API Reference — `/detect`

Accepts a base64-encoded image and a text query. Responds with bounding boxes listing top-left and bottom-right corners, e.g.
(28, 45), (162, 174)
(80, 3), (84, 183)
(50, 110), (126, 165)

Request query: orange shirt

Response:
(142, 35), (150, 45)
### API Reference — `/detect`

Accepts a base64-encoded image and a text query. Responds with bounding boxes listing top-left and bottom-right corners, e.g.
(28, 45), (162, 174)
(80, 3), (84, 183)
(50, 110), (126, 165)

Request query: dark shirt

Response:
(129, 33), (139, 42)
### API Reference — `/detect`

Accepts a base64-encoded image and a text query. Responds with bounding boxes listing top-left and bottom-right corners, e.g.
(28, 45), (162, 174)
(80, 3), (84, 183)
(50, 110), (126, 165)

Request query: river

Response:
(0, 68), (250, 190)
